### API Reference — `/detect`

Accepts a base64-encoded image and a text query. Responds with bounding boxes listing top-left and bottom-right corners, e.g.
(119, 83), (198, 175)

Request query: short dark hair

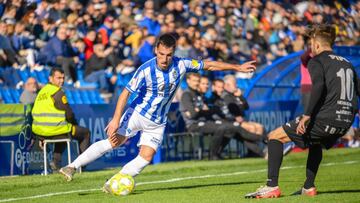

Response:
(307, 24), (336, 46)
(186, 72), (200, 80)
(155, 33), (177, 49)
(200, 76), (208, 80)
(213, 79), (224, 84)
(50, 67), (64, 76)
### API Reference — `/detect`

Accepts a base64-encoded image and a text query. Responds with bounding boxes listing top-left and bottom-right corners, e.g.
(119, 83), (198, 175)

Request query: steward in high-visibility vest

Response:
(32, 83), (72, 136)
(32, 67), (90, 170)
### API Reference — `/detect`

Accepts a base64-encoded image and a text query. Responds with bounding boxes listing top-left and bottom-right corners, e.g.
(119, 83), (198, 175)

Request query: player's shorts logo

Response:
(150, 137), (161, 146)
(126, 128), (132, 134)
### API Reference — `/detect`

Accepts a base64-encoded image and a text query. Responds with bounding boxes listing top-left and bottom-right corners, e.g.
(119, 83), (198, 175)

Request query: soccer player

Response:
(59, 33), (256, 186)
(245, 25), (360, 198)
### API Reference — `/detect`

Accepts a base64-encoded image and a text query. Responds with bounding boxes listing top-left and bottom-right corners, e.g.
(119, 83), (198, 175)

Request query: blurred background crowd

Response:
(0, 0), (359, 98)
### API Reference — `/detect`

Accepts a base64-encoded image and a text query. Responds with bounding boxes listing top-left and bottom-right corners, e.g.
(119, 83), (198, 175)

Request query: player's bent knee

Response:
(139, 145), (156, 162)
(108, 133), (127, 148)
(268, 127), (287, 142)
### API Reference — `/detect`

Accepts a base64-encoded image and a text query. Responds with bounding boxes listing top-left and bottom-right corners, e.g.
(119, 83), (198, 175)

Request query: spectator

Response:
(48, 0), (68, 22)
(223, 74), (265, 137)
(249, 44), (267, 66)
(118, 5), (136, 29)
(98, 16), (114, 46)
(180, 72), (227, 160)
(31, 67), (90, 171)
(38, 24), (79, 83)
(175, 34), (193, 58)
(138, 8), (161, 36)
(228, 42), (250, 64)
(205, 77), (266, 158)
(10, 21), (37, 68)
(20, 77), (38, 104)
(245, 8), (259, 33)
(0, 21), (20, 68)
(106, 32), (134, 75)
(136, 34), (156, 65)
(124, 25), (144, 55)
(84, 43), (115, 94)
(35, 0), (51, 21)
(83, 28), (96, 60)
(173, 0), (187, 23)
(36, 18), (54, 44)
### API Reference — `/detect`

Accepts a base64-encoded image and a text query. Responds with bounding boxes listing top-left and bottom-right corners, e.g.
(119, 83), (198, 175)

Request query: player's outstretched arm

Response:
(105, 88), (131, 137)
(203, 60), (256, 72)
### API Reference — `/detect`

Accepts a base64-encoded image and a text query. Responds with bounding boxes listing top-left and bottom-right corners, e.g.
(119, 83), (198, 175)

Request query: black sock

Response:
(267, 139), (283, 187)
(304, 145), (322, 189)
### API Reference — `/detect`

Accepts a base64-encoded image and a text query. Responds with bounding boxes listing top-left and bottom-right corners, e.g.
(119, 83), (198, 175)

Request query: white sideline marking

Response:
(0, 160), (358, 202)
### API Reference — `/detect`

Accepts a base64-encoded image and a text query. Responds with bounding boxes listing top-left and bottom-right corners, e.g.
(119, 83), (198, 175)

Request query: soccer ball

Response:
(105, 173), (135, 196)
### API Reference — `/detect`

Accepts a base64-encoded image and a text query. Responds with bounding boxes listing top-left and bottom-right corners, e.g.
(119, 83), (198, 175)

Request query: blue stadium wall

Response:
(0, 46), (359, 176)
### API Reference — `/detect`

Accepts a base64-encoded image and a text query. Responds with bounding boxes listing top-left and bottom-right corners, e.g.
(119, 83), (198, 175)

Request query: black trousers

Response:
(188, 120), (264, 158)
(187, 121), (227, 158)
(56, 56), (77, 82)
(220, 121), (265, 157)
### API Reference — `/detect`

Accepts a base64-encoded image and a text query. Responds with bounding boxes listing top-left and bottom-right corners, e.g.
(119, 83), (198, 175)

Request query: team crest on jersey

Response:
(172, 69), (178, 78)
(191, 59), (200, 68)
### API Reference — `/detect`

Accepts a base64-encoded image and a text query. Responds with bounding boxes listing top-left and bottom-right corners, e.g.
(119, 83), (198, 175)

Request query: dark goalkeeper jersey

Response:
(305, 51), (360, 127)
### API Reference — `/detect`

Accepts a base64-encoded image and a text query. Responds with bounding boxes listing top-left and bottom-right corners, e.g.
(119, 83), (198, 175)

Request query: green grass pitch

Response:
(1, 148), (359, 203)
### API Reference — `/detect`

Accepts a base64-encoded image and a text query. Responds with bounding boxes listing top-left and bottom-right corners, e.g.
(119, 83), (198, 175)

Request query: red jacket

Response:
(83, 37), (94, 60)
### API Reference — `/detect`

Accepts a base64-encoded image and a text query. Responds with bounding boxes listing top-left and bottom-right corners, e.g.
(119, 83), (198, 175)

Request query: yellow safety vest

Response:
(31, 84), (72, 136)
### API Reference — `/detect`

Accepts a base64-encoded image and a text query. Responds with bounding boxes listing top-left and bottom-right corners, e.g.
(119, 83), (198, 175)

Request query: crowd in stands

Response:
(0, 0), (360, 100)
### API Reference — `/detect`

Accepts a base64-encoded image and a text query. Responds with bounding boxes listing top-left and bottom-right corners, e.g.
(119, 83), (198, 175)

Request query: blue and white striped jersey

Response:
(126, 57), (204, 124)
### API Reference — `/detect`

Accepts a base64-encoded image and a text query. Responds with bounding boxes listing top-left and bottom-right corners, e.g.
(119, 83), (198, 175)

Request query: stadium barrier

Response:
(0, 100), (298, 176)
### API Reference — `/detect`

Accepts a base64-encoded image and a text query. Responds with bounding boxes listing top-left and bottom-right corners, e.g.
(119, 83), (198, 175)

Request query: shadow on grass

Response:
(77, 192), (143, 197)
(318, 189), (360, 194)
(74, 181), (263, 196)
(134, 180), (263, 194)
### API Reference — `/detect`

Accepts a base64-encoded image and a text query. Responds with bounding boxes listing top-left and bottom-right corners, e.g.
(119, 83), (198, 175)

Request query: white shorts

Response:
(117, 108), (165, 151)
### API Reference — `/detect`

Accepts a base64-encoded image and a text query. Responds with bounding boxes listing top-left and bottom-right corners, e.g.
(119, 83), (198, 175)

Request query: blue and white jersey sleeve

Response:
(126, 68), (145, 93)
(182, 58), (204, 73)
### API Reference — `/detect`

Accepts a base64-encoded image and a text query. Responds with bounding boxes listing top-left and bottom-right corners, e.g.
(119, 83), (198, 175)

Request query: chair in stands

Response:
(0, 88), (15, 103)
(79, 90), (91, 104)
(11, 89), (20, 103)
(64, 89), (75, 104)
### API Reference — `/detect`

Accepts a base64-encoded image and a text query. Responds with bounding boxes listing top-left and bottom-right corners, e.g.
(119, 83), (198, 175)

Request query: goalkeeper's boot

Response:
(59, 166), (76, 182)
(245, 185), (281, 198)
(291, 187), (317, 196)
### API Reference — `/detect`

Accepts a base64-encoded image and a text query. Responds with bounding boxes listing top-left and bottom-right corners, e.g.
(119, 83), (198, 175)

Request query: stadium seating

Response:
(0, 87), (105, 104)
(0, 88), (15, 103)
(245, 46), (360, 102)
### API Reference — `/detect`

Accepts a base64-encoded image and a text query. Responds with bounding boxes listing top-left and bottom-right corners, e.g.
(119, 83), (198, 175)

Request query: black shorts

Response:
(282, 116), (350, 149)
